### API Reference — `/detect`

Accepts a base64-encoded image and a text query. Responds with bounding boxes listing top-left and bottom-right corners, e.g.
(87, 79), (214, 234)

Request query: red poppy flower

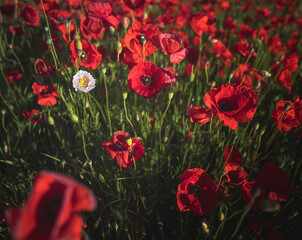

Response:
(212, 40), (233, 66)
(257, 162), (295, 202)
(223, 145), (242, 166)
(80, 17), (105, 41)
(127, 62), (175, 99)
(268, 35), (283, 54)
(9, 24), (24, 35)
(189, 13), (216, 36)
(101, 131), (145, 168)
(6, 171), (97, 240)
(85, 1), (119, 31)
(69, 39), (102, 70)
(176, 168), (218, 216)
(203, 83), (259, 130)
(32, 82), (61, 106)
(21, 4), (39, 26)
(232, 41), (256, 59)
(123, 0), (145, 10)
(238, 23), (253, 40)
(22, 109), (45, 123)
(6, 68), (22, 84)
(159, 33), (188, 64)
(277, 69), (292, 90)
(224, 165), (248, 185)
(125, 21), (162, 58)
(272, 96), (302, 132)
(188, 105), (212, 124)
(240, 179), (266, 210)
(35, 59), (55, 78)
(224, 17), (237, 32)
(282, 53), (299, 72)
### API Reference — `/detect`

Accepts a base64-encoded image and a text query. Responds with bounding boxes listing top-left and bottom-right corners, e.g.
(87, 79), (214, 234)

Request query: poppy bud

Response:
(210, 39), (218, 44)
(123, 91), (128, 100)
(125, 137), (132, 147)
(48, 116), (55, 125)
(4, 145), (8, 153)
(168, 91), (174, 101)
(260, 128), (265, 136)
(46, 37), (52, 45)
(257, 70), (271, 78)
(202, 222), (209, 234)
(102, 68), (106, 74)
(65, 21), (70, 29)
(190, 71), (195, 82)
(109, 26), (117, 38)
(117, 41), (123, 54)
(76, 39), (83, 52)
(122, 17), (129, 30)
(257, 199), (280, 212)
(255, 122), (259, 130)
(1, 109), (6, 115)
(71, 114), (78, 123)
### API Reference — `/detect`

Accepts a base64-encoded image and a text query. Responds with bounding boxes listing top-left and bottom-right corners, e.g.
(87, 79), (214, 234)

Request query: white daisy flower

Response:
(72, 70), (96, 93)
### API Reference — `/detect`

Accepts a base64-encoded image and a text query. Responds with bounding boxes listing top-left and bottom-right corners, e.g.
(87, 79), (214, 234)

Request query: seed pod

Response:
(126, 137), (132, 147)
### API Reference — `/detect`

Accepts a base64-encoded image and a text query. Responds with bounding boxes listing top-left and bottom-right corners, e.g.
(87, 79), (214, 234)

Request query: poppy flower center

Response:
(137, 33), (146, 45)
(188, 183), (201, 197)
(42, 89), (50, 94)
(80, 52), (87, 61)
(219, 102), (233, 112)
(140, 75), (152, 86)
(79, 77), (89, 88)
(115, 143), (124, 151)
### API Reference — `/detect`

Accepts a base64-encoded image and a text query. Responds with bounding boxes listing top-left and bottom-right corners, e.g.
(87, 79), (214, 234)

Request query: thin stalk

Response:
(159, 99), (171, 153)
(103, 72), (112, 136)
(123, 99), (137, 137)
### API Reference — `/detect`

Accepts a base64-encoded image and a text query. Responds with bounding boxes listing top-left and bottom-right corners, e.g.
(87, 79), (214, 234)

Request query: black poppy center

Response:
(137, 33), (146, 45)
(141, 75), (152, 86)
(219, 102), (233, 112)
(80, 51), (87, 61)
(188, 183), (201, 197)
(115, 143), (124, 151)
(42, 89), (50, 94)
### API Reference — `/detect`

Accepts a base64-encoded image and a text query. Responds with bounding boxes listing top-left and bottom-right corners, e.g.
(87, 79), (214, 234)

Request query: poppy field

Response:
(1, 0), (302, 239)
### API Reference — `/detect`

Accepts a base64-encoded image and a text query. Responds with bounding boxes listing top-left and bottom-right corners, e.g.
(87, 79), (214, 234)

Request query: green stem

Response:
(159, 99), (171, 152)
(123, 99), (137, 137)
(103, 73), (112, 136)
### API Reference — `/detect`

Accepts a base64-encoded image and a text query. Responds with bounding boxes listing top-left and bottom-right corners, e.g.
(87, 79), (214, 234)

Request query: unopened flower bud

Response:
(122, 17), (130, 30)
(125, 137), (132, 147)
(168, 91), (174, 101)
(1, 109), (6, 115)
(117, 41), (123, 54)
(210, 39), (218, 44)
(46, 37), (52, 45)
(260, 128), (265, 136)
(65, 21), (70, 29)
(190, 71), (195, 82)
(110, 26), (117, 38)
(202, 222), (209, 234)
(102, 67), (106, 74)
(257, 199), (280, 212)
(257, 70), (271, 78)
(76, 39), (83, 51)
(123, 91), (128, 100)
(48, 116), (55, 125)
(255, 122), (259, 131)
(71, 114), (79, 123)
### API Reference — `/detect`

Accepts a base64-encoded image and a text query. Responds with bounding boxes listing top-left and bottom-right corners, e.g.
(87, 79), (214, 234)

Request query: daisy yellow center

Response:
(79, 77), (88, 88)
